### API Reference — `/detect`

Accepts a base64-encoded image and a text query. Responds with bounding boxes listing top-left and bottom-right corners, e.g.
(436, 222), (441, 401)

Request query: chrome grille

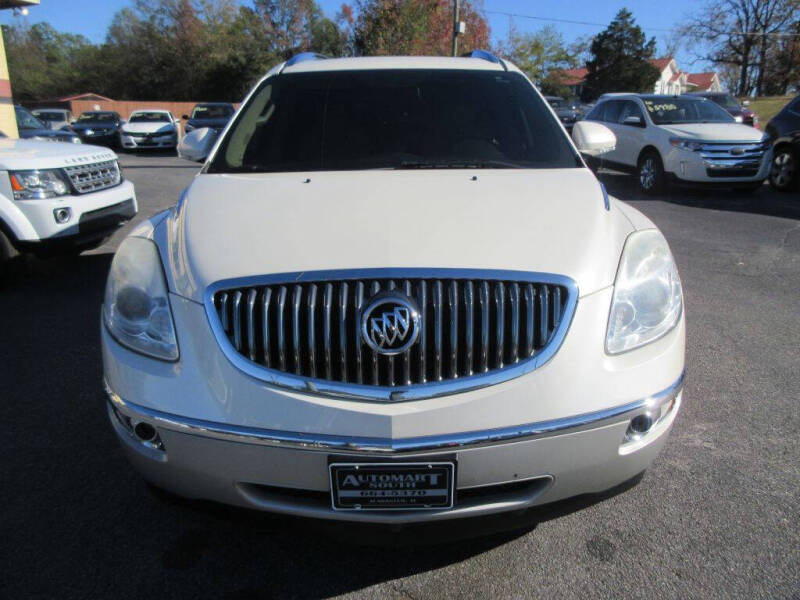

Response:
(697, 140), (768, 178)
(63, 160), (121, 194)
(207, 270), (576, 401)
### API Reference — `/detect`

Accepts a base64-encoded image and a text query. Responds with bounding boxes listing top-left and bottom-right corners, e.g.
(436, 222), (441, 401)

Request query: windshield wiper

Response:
(397, 159), (524, 169)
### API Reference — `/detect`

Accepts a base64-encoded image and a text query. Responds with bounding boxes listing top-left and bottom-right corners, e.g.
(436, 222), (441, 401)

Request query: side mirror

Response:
(178, 127), (217, 162)
(571, 121), (616, 156)
(622, 115), (644, 127)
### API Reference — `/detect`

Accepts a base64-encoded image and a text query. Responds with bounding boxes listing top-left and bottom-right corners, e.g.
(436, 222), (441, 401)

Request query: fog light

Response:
(626, 413), (655, 441)
(53, 207), (72, 224)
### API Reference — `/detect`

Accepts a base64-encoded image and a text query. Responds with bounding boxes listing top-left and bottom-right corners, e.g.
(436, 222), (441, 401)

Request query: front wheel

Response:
(769, 146), (797, 192)
(637, 152), (665, 195)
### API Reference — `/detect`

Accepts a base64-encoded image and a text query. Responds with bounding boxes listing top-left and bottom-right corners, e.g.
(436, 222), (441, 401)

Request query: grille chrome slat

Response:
(432, 280), (443, 381)
(210, 270), (574, 399)
(494, 282), (505, 369)
(464, 281), (474, 377)
(277, 286), (287, 371)
(479, 281), (490, 373)
(509, 283), (520, 363)
(323, 283), (333, 380)
(448, 280), (459, 379)
(246, 289), (257, 361)
(262, 287), (272, 367)
(307, 284), (318, 378)
(292, 285), (302, 374)
(339, 282), (349, 381)
(232, 291), (243, 351)
(63, 159), (121, 194)
(354, 282), (364, 384)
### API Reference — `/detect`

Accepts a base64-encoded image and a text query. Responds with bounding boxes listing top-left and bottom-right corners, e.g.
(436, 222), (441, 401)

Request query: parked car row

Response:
(17, 102), (237, 153)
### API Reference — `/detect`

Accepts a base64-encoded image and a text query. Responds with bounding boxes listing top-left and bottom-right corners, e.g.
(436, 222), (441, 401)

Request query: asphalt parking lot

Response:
(2, 152), (799, 599)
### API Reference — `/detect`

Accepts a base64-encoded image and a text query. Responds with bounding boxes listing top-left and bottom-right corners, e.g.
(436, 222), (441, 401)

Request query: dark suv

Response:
(686, 92), (757, 127)
(765, 95), (799, 192)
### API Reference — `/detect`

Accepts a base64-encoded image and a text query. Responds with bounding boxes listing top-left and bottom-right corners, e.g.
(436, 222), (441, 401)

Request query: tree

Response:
(582, 9), (660, 100)
(500, 25), (574, 87)
(3, 22), (98, 101)
(679, 0), (798, 95)
(351, 0), (489, 56)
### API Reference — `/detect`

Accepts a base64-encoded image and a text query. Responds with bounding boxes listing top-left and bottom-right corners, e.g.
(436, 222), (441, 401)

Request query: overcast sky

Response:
(0, 0), (709, 71)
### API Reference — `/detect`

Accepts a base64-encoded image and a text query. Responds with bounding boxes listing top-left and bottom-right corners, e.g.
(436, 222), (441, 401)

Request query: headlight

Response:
(669, 138), (703, 151)
(185, 123), (194, 133)
(103, 237), (179, 361)
(606, 230), (682, 354)
(85, 129), (94, 135)
(9, 169), (70, 199)
(734, 115), (744, 123)
(70, 136), (82, 143)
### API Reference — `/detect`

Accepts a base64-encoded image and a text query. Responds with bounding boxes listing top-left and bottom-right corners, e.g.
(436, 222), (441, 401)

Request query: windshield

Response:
(209, 70), (579, 173)
(15, 106), (45, 130)
(130, 112), (171, 123)
(191, 105), (234, 119)
(705, 94), (740, 110)
(643, 97), (735, 124)
(32, 111), (66, 121)
(78, 112), (116, 123)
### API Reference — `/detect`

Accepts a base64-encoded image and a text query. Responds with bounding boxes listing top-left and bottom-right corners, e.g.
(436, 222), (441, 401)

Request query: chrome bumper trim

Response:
(104, 372), (683, 455)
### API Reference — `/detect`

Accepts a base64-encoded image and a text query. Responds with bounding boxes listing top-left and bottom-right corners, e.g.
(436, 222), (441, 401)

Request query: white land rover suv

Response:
(584, 93), (772, 194)
(0, 139), (136, 272)
(102, 53), (685, 523)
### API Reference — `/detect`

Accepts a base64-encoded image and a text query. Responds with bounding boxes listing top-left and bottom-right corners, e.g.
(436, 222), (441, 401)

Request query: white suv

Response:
(0, 139), (136, 273)
(102, 53), (684, 522)
(583, 93), (771, 193)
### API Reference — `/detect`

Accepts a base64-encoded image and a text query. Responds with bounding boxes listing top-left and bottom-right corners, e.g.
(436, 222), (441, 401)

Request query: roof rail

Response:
(284, 53), (328, 68)
(462, 49), (507, 70)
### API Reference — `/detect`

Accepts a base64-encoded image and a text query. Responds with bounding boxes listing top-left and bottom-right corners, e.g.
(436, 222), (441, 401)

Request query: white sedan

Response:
(119, 110), (180, 150)
(102, 53), (685, 522)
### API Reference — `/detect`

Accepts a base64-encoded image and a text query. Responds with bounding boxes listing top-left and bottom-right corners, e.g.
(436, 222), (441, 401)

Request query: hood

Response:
(164, 169), (634, 302)
(19, 128), (77, 140)
(122, 121), (175, 134)
(659, 122), (764, 142)
(187, 117), (230, 129)
(0, 139), (116, 170)
(73, 121), (118, 131)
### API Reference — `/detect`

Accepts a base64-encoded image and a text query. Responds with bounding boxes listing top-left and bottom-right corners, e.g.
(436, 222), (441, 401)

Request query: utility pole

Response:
(452, 0), (460, 57)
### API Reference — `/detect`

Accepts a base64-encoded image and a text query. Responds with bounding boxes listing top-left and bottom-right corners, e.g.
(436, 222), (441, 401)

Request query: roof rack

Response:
(284, 53), (328, 68)
(462, 49), (507, 70)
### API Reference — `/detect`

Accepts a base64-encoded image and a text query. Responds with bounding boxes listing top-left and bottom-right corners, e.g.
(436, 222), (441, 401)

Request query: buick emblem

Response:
(361, 292), (421, 355)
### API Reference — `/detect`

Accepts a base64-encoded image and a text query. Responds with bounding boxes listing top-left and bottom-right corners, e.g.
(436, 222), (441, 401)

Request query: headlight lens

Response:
(70, 136), (82, 143)
(103, 237), (179, 361)
(734, 115), (744, 123)
(669, 138), (703, 151)
(9, 169), (70, 199)
(606, 230), (682, 354)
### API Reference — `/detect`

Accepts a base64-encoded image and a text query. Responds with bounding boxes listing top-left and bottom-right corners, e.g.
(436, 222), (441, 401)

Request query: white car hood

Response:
(164, 169), (635, 302)
(0, 139), (116, 170)
(659, 122), (764, 142)
(122, 121), (175, 134)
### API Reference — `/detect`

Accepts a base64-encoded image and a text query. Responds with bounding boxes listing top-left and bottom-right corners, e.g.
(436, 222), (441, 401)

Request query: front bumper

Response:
(14, 179), (137, 243)
(106, 375), (682, 523)
(665, 146), (772, 183)
(120, 134), (178, 149)
(102, 285), (685, 522)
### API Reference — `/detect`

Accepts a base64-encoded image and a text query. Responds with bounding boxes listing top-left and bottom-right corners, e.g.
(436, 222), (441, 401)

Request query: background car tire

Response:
(769, 145), (797, 192)
(638, 152), (665, 195)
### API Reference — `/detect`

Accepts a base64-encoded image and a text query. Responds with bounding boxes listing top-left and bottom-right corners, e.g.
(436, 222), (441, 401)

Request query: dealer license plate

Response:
(329, 462), (455, 511)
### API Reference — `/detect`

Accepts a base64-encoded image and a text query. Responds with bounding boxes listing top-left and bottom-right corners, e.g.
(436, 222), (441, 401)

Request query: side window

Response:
(788, 98), (800, 116)
(585, 103), (605, 122)
(618, 101), (645, 126)
(603, 100), (623, 124)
